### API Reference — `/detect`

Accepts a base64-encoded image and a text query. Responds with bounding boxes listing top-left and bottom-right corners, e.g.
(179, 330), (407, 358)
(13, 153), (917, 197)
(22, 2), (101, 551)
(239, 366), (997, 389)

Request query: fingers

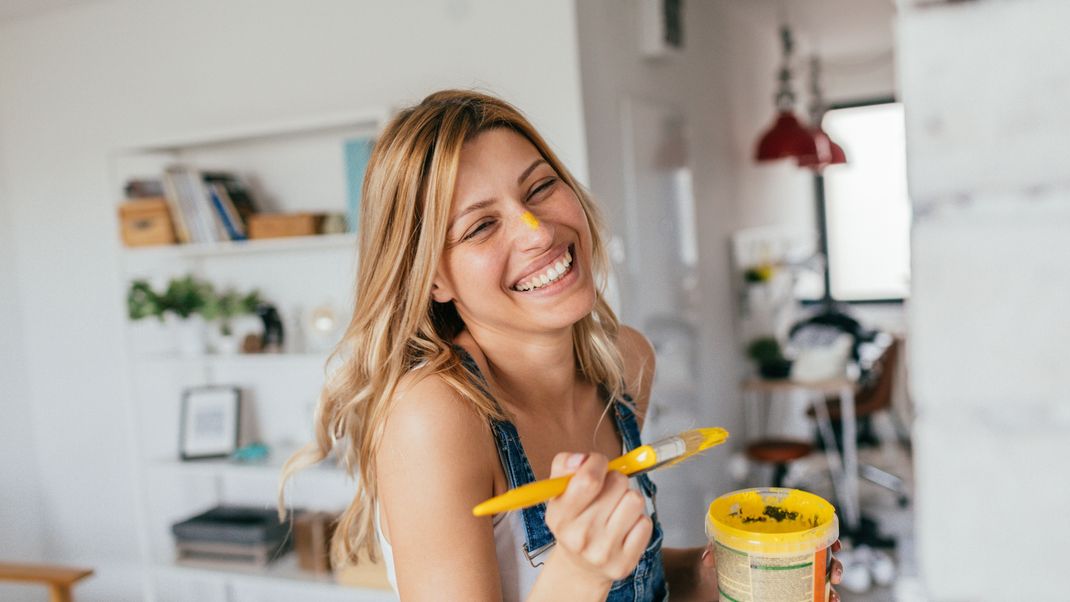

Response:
(829, 540), (843, 602)
(701, 544), (716, 568)
(583, 479), (644, 557)
(544, 453), (609, 545)
(616, 514), (653, 577)
(549, 451), (585, 478)
(543, 452), (651, 581)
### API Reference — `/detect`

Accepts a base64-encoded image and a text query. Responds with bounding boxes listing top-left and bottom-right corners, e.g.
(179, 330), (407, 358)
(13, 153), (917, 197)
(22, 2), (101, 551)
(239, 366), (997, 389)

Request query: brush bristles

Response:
(665, 427), (729, 467)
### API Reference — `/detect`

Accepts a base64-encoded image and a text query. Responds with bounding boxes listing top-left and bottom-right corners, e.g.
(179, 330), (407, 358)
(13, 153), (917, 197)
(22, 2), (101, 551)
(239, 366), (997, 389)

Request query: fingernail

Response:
(566, 453), (586, 469)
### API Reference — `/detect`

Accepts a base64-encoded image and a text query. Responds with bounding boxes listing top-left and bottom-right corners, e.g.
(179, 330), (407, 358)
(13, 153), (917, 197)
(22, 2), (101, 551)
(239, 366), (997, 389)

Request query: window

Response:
(820, 101), (911, 302)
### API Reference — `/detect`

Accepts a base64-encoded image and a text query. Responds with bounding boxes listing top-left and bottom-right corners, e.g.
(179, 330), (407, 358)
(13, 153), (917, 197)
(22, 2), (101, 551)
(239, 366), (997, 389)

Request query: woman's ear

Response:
(431, 280), (454, 304)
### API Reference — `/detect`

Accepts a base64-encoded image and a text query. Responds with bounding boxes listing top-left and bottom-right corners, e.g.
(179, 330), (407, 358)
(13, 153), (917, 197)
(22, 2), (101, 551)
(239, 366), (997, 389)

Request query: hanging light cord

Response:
(775, 25), (797, 112)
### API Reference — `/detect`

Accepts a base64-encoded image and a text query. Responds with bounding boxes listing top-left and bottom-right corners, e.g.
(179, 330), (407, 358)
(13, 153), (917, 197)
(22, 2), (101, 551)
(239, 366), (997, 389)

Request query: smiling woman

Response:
(277, 90), (832, 601)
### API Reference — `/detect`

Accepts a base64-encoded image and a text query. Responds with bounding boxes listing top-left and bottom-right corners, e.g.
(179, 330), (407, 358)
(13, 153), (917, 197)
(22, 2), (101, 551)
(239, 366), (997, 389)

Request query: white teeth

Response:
(515, 249), (574, 292)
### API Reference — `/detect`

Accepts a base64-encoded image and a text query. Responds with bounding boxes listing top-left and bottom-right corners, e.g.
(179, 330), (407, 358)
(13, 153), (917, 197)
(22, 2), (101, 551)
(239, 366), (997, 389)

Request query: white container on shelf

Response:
(168, 313), (208, 357)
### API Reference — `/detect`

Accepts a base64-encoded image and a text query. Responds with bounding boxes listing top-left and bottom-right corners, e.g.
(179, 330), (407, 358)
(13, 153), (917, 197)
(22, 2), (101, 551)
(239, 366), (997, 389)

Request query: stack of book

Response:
(161, 167), (259, 244)
(171, 505), (292, 567)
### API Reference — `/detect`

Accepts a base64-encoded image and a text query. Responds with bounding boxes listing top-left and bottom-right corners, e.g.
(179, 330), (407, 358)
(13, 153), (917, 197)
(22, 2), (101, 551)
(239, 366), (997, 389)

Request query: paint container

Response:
(706, 487), (838, 602)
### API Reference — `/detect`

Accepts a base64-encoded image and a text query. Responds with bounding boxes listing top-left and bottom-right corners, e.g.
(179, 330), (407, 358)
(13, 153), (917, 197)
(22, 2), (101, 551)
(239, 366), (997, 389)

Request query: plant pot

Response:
(214, 332), (241, 355)
(167, 313), (207, 357)
(758, 358), (793, 380)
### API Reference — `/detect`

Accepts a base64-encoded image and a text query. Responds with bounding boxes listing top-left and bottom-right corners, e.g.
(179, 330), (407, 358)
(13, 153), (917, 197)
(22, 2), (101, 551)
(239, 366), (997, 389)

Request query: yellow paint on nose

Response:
(520, 211), (540, 230)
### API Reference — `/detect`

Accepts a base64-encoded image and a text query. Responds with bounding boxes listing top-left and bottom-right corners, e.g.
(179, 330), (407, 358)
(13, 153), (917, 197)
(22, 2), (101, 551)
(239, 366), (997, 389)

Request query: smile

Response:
(512, 246), (574, 292)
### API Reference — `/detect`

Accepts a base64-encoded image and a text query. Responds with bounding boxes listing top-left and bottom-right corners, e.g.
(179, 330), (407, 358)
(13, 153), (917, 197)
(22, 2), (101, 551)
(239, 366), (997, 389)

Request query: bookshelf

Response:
(112, 109), (393, 602)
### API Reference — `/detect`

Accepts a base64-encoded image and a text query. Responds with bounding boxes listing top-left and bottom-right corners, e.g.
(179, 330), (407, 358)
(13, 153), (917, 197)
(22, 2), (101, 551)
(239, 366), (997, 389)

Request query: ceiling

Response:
(727, 0), (897, 59)
(0, 0), (105, 23)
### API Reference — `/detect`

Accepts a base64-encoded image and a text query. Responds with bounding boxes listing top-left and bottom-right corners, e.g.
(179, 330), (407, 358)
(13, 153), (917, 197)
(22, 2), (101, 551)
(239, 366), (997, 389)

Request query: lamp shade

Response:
(755, 111), (820, 162)
(797, 127), (846, 171)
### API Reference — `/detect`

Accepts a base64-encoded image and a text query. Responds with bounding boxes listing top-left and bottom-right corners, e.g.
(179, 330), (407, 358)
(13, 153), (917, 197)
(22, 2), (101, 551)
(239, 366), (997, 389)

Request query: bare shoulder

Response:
(617, 325), (656, 424)
(383, 370), (492, 453)
(379, 370), (497, 498)
(377, 370), (502, 599)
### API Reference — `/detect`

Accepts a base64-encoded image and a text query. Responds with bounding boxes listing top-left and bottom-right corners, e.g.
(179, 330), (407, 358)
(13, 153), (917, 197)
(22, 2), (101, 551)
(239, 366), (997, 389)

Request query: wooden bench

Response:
(0, 562), (94, 602)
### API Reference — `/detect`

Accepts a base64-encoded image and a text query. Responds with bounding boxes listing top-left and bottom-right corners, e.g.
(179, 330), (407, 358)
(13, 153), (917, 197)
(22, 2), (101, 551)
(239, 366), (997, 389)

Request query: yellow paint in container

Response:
(706, 488), (839, 602)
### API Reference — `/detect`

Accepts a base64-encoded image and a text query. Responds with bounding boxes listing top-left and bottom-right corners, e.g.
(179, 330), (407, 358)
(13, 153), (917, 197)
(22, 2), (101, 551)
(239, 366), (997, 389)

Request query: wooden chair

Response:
(0, 562), (93, 602)
(745, 438), (814, 488)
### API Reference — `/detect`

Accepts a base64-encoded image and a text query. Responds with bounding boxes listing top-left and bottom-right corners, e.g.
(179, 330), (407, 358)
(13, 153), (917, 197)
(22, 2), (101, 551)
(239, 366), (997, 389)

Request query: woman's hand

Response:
(543, 452), (653, 586)
(699, 539), (846, 601)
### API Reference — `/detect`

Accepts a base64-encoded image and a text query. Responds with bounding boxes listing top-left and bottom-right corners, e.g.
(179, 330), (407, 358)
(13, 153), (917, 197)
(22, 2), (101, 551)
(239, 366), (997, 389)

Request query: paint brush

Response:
(472, 426), (728, 517)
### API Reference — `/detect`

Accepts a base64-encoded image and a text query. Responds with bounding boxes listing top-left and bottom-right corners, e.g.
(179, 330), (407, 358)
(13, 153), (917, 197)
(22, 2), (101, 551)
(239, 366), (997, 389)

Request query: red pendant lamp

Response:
(797, 56), (848, 171)
(755, 26), (821, 162)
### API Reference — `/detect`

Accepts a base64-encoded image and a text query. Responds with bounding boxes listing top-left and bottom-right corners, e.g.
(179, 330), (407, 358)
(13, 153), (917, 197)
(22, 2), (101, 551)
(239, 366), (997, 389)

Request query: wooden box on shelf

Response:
(118, 198), (177, 247)
(248, 212), (325, 239)
(293, 511), (337, 574)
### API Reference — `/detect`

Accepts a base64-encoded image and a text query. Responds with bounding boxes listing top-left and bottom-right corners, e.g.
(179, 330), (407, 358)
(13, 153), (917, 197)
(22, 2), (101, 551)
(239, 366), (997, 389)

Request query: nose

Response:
(511, 206), (554, 253)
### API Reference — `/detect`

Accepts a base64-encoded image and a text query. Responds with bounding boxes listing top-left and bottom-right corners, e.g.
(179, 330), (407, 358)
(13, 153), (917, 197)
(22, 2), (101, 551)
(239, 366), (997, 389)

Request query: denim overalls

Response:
(457, 347), (669, 601)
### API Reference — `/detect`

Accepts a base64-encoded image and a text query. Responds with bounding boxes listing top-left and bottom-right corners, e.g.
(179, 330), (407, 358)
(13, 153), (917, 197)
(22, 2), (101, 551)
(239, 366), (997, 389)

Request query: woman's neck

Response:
(456, 327), (585, 419)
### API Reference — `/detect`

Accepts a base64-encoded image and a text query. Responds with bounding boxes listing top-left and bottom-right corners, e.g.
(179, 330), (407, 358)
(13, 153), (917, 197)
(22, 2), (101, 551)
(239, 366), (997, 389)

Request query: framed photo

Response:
(179, 386), (241, 460)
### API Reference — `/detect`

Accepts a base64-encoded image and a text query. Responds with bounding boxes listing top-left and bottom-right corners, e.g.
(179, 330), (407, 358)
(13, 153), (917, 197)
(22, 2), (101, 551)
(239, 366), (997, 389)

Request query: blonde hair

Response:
(279, 89), (627, 566)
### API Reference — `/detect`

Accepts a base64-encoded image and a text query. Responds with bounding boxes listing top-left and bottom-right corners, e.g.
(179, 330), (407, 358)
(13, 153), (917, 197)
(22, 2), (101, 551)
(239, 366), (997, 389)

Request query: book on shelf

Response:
(162, 166), (260, 244)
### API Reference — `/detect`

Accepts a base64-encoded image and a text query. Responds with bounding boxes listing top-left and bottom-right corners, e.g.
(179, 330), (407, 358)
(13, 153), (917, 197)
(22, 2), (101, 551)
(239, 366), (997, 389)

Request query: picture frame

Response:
(179, 385), (242, 460)
(344, 136), (375, 234)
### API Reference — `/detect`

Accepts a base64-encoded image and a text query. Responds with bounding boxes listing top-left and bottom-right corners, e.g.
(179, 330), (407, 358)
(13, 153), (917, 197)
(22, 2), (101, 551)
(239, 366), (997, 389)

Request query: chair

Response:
(809, 336), (909, 506)
(745, 438), (813, 488)
(0, 561), (94, 602)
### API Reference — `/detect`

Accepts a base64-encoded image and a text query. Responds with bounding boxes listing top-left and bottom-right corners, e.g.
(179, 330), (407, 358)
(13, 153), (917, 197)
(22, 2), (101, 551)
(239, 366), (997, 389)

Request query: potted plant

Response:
(201, 288), (263, 354)
(127, 274), (213, 356)
(746, 336), (793, 380)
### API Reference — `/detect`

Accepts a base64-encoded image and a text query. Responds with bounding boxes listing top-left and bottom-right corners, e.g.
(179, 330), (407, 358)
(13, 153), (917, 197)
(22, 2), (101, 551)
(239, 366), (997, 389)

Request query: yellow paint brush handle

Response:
(472, 475), (572, 517)
(471, 446), (655, 517)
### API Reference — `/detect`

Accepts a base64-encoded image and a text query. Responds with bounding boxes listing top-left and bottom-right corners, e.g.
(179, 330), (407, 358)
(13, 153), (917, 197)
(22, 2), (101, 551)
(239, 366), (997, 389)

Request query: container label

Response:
(713, 542), (831, 602)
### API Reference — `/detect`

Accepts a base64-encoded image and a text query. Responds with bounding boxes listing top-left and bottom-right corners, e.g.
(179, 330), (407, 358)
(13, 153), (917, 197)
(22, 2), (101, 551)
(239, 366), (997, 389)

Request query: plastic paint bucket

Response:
(706, 488), (839, 602)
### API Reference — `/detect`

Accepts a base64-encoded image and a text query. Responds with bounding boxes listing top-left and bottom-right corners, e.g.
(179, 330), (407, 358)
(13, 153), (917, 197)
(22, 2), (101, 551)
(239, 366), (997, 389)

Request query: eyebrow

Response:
(448, 158), (548, 230)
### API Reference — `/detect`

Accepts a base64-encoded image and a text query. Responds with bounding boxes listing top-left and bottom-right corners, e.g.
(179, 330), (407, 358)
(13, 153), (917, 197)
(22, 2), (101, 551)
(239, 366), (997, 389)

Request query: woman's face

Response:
(432, 128), (597, 337)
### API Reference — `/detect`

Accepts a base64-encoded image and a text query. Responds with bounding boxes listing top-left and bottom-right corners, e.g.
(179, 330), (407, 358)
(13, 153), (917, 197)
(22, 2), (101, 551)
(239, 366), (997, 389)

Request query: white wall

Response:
(576, 0), (749, 547)
(899, 0), (1070, 599)
(0, 136), (48, 601)
(0, 0), (588, 598)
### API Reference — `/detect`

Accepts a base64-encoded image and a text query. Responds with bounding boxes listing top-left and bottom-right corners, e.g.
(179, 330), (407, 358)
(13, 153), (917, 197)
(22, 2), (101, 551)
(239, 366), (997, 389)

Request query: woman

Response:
(282, 89), (842, 601)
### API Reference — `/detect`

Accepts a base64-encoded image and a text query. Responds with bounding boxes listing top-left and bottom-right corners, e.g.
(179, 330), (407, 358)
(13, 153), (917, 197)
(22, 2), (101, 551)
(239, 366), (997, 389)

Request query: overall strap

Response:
(453, 346), (556, 564)
(612, 395), (659, 499)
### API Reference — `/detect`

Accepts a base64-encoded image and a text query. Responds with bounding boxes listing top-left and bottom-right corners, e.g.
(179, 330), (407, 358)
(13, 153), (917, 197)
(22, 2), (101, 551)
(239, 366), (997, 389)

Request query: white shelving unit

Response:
(112, 110), (394, 602)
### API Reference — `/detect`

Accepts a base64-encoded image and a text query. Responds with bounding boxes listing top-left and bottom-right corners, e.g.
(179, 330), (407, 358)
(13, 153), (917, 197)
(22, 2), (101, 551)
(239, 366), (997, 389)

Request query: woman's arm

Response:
(377, 374), (504, 600)
(662, 547), (718, 601)
(379, 375), (652, 601)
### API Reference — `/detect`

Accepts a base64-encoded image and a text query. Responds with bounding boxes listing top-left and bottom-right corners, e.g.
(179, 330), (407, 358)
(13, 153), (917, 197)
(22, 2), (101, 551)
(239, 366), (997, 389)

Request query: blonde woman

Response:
(282, 90), (842, 601)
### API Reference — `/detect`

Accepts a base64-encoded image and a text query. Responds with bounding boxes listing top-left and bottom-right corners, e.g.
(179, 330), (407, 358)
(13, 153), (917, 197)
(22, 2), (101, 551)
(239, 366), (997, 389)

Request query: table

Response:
(741, 377), (861, 531)
(0, 562), (93, 602)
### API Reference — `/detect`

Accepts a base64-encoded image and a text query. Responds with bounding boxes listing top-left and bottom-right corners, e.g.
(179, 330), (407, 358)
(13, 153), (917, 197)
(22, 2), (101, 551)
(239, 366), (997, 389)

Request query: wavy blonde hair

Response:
(279, 89), (627, 566)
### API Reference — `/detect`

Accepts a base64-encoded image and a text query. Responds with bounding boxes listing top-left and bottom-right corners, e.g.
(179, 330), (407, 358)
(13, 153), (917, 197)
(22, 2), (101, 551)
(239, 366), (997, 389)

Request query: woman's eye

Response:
(464, 220), (495, 241)
(528, 177), (558, 201)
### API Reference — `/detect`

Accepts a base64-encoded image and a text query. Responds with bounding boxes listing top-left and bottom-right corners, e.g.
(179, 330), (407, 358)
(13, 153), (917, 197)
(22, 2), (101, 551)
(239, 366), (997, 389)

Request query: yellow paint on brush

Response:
(520, 211), (540, 230)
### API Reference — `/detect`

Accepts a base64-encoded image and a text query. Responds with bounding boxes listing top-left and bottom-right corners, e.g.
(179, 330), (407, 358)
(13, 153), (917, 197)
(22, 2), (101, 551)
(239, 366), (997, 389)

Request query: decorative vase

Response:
(167, 313), (207, 357)
(213, 331), (241, 355)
